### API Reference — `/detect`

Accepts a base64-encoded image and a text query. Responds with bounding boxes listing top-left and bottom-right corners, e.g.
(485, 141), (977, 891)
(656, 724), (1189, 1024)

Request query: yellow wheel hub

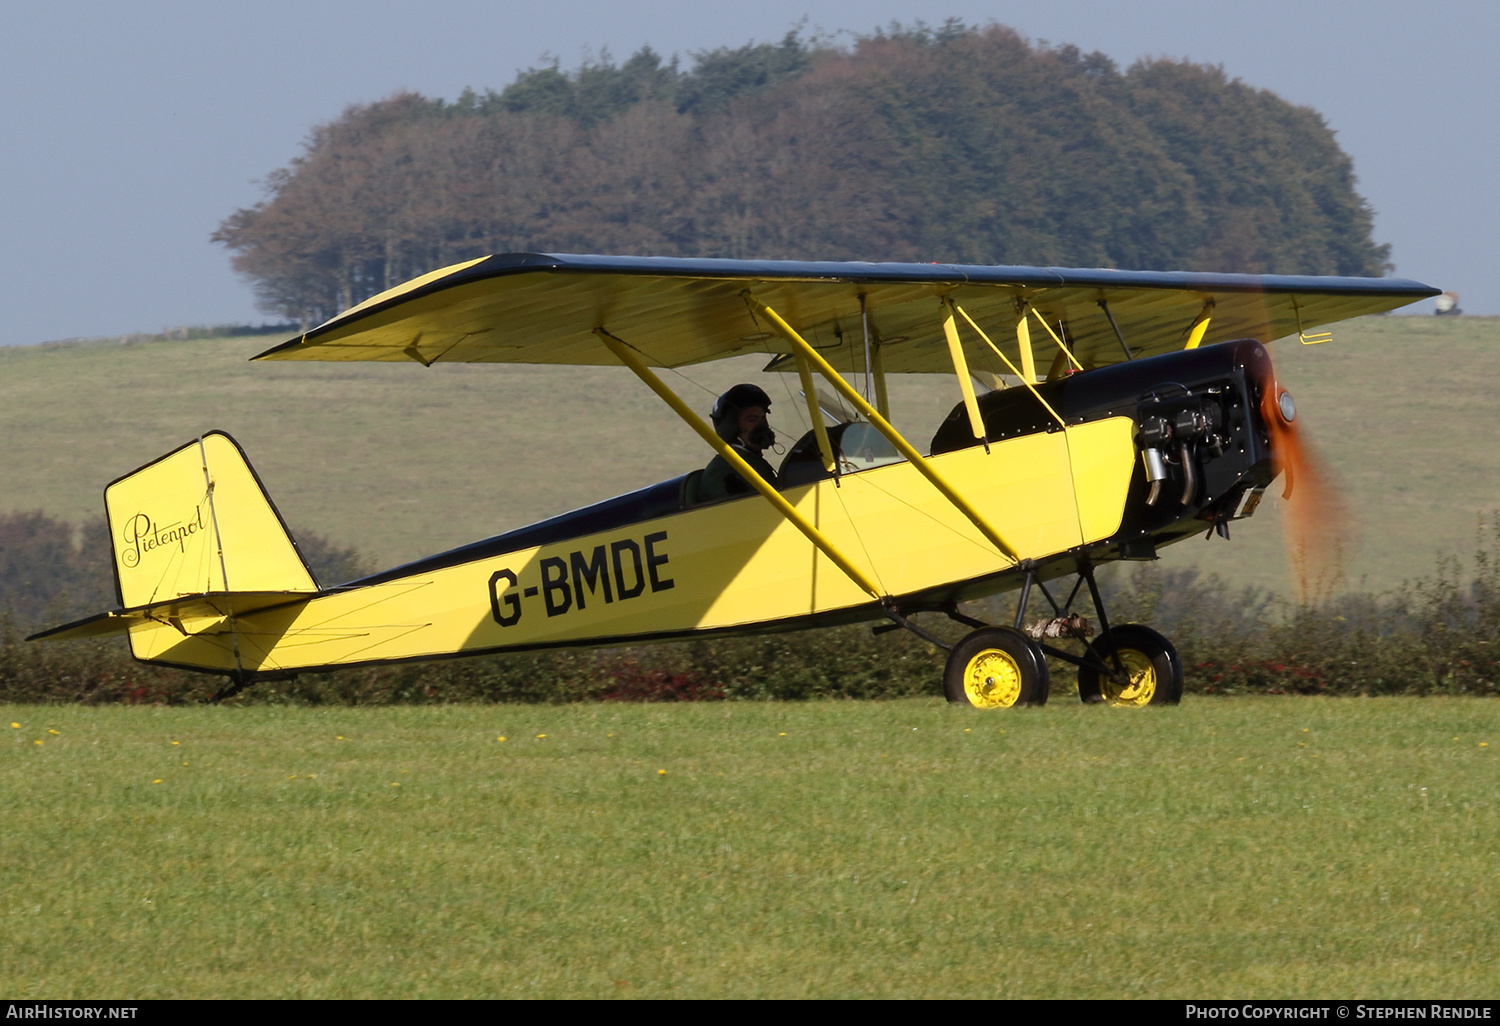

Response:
(962, 649), (1024, 708)
(1101, 649), (1156, 706)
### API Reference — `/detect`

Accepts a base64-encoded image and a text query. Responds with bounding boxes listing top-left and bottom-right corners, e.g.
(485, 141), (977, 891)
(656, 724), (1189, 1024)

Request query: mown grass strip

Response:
(3, 697), (1497, 998)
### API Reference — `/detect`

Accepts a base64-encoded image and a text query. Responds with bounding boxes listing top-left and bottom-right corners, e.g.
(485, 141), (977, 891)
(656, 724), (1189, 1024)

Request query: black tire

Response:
(944, 626), (1049, 709)
(1077, 624), (1183, 706)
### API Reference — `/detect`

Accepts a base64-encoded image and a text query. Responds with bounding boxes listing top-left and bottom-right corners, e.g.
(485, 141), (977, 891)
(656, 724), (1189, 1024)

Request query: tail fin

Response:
(105, 431), (317, 605)
(30, 433), (319, 685)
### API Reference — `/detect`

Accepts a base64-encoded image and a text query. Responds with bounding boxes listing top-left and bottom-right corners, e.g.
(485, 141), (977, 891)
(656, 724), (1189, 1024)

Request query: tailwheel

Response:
(944, 627), (1049, 709)
(1077, 624), (1183, 707)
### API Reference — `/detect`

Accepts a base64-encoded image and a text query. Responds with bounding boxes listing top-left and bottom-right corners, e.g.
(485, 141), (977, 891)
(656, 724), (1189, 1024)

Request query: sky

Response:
(1, 0), (1494, 346)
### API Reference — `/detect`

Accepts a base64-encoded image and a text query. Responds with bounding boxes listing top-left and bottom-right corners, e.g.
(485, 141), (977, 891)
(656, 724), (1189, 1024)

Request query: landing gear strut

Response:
(933, 559), (1182, 709)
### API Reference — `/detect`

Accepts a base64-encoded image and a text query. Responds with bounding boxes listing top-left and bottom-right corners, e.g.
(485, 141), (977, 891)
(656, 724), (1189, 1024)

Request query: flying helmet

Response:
(711, 384), (773, 443)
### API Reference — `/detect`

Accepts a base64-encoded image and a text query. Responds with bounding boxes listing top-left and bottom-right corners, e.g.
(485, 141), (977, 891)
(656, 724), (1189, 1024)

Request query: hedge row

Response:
(2, 510), (948, 704)
(5, 522), (1496, 704)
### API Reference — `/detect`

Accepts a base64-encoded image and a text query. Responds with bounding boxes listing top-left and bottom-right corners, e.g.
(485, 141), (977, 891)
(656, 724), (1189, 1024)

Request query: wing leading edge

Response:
(252, 253), (1440, 373)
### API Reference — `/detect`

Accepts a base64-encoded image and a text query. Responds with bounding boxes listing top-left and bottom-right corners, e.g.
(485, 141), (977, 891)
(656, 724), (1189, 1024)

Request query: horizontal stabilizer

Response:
(27, 591), (315, 643)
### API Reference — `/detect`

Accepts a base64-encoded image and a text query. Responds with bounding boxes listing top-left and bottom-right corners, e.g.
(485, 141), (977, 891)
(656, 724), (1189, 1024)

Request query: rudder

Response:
(105, 431), (318, 607)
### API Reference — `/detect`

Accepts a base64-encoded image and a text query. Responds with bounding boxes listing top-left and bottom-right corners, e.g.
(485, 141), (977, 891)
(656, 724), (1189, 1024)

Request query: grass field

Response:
(3, 316), (1500, 599)
(4, 697), (1496, 999)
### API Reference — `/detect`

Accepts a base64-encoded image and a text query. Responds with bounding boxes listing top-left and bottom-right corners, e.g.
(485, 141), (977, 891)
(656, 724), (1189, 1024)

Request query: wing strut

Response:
(952, 305), (1067, 429)
(1015, 303), (1039, 383)
(792, 349), (837, 472)
(743, 295), (1020, 565)
(859, 294), (875, 407)
(593, 328), (885, 601)
(1029, 310), (1084, 373)
(1183, 300), (1215, 350)
(870, 338), (890, 420)
(940, 300), (988, 452)
(1096, 299), (1134, 360)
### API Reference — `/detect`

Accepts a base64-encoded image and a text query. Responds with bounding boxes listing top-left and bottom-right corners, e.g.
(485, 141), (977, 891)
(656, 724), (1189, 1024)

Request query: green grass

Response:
(4, 698), (1497, 998)
(5, 317), (1500, 598)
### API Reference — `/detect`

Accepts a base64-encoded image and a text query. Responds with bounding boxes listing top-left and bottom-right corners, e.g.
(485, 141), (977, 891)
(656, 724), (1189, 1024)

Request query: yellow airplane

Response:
(31, 254), (1438, 707)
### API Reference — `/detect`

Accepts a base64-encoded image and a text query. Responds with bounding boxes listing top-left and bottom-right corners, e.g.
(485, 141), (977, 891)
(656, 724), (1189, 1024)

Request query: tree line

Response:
(214, 22), (1391, 328)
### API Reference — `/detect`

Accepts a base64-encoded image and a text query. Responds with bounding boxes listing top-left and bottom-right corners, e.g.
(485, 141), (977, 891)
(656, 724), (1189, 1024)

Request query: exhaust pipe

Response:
(1142, 447), (1168, 506)
(1178, 443), (1196, 505)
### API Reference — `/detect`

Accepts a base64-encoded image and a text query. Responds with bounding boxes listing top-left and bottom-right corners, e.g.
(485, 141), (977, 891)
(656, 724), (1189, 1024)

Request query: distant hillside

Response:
(1, 317), (1495, 601)
(214, 23), (1390, 327)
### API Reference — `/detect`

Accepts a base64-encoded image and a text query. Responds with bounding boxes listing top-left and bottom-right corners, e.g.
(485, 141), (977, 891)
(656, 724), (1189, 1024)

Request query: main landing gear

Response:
(944, 626), (1050, 709)
(1076, 623), (1182, 706)
(887, 560), (1183, 710)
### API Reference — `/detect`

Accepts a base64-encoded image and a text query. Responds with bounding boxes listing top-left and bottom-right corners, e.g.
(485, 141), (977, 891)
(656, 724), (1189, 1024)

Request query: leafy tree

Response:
(674, 30), (815, 114)
(214, 22), (1392, 324)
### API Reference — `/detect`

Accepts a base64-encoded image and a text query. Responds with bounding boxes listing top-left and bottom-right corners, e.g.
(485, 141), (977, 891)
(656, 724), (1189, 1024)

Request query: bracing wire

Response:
(829, 481), (887, 595)
(606, 334), (719, 399)
(844, 469), (1000, 557)
(142, 482), (216, 607)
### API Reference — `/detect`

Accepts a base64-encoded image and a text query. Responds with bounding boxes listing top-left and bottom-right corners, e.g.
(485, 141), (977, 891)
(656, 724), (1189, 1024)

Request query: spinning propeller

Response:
(1259, 372), (1353, 605)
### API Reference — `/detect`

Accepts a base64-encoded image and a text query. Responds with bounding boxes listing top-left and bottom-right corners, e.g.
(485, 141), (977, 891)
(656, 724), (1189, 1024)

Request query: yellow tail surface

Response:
(105, 432), (317, 606)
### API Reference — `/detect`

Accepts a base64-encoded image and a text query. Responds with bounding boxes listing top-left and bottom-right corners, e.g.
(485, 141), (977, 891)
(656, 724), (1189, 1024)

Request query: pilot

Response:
(698, 384), (778, 501)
